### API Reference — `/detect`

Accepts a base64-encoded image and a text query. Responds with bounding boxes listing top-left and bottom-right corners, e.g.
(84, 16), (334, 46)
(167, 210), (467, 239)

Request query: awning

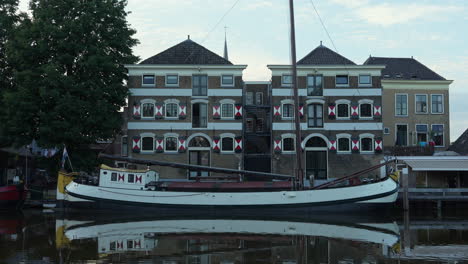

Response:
(404, 159), (468, 171)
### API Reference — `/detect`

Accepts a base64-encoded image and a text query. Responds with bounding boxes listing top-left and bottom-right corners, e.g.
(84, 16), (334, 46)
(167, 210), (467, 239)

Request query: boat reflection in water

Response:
(57, 216), (401, 263)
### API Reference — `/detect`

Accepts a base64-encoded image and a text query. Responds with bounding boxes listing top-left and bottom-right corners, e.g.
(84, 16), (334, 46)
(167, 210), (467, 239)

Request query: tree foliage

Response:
(1, 0), (139, 159)
(0, 0), (19, 92)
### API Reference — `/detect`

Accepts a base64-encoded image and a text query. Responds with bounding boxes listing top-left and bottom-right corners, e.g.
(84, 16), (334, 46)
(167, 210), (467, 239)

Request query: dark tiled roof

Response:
(449, 129), (468, 155)
(363, 57), (445, 80)
(140, 39), (232, 65)
(297, 45), (356, 65)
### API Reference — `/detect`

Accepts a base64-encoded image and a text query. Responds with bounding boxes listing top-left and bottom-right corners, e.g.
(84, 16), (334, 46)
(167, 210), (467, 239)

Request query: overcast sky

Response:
(19, 0), (468, 141)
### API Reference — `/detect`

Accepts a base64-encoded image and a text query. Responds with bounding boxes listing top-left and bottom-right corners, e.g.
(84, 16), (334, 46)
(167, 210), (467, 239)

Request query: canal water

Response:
(1, 209), (468, 263)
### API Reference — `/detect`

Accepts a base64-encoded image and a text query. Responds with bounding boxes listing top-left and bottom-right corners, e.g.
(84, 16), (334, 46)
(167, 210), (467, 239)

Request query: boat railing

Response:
(73, 174), (99, 186)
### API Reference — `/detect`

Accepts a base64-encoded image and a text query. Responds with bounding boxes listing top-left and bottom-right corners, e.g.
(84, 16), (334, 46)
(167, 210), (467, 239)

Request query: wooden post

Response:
(402, 167), (409, 211)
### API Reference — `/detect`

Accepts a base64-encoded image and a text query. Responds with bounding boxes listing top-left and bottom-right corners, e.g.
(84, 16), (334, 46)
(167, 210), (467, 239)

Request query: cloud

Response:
(241, 1), (274, 11)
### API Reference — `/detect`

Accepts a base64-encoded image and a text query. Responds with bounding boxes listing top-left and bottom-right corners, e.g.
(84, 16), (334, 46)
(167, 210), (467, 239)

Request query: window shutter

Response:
(299, 104), (304, 118)
(273, 105), (281, 119)
(132, 136), (141, 153)
(155, 136), (164, 153)
(374, 137), (383, 153)
(178, 103), (187, 119)
(133, 103), (141, 120)
(351, 137), (360, 153)
(212, 136), (220, 153)
(235, 104), (243, 119)
(274, 137), (282, 153)
(373, 105), (382, 119)
(213, 103), (221, 119)
(351, 103), (359, 119)
(234, 136), (243, 153)
(178, 136), (187, 153)
(155, 103), (164, 119)
(328, 136), (337, 153)
(328, 103), (336, 120)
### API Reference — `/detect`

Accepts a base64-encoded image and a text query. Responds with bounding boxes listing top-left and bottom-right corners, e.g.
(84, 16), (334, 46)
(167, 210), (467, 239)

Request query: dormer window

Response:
(142, 75), (155, 86)
(336, 75), (348, 86)
(221, 75), (234, 87)
(282, 75), (293, 86)
(166, 74), (178, 86)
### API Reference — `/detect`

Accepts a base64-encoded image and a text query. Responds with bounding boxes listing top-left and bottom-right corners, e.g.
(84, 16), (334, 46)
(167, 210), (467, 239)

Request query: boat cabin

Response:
(98, 165), (158, 189)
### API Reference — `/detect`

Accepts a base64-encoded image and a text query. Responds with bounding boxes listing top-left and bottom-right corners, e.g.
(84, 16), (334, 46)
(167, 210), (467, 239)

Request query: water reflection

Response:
(1, 211), (468, 263)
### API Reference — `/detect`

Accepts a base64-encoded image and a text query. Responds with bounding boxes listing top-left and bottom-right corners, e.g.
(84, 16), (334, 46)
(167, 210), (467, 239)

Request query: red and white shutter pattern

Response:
(213, 105), (221, 118)
(213, 138), (220, 151)
(274, 139), (282, 152)
(235, 105), (243, 117)
(274, 106), (281, 116)
(235, 138), (242, 151)
(155, 105), (163, 117)
(374, 106), (381, 116)
(352, 139), (360, 151)
(179, 105), (186, 117)
(375, 139), (383, 151)
(328, 105), (336, 116)
(329, 140), (337, 151)
(132, 137), (141, 152)
(155, 139), (164, 151)
(118, 173), (125, 182)
(135, 175), (142, 183)
(133, 104), (141, 119)
(178, 138), (186, 152)
(351, 106), (359, 117)
(298, 105), (304, 117)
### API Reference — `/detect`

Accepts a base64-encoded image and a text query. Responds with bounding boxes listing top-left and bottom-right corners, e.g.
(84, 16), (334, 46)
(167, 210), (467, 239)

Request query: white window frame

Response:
(191, 99), (209, 129)
(140, 132), (155, 153)
(395, 123), (409, 147)
(281, 74), (293, 87)
(335, 75), (349, 87)
(165, 74), (179, 87)
(359, 133), (374, 153)
(220, 133), (235, 153)
(281, 99), (295, 120)
(358, 74), (372, 87)
(220, 99), (235, 120)
(281, 133), (296, 154)
(431, 124), (445, 147)
(142, 74), (155, 87)
(121, 135), (128, 157)
(415, 124), (429, 146)
(415, 94), (428, 114)
(164, 133), (179, 153)
(335, 99), (350, 120)
(431, 94), (444, 114)
(358, 99), (373, 119)
(395, 93), (408, 117)
(383, 127), (390, 135)
(164, 99), (180, 119)
(221, 74), (234, 87)
(140, 99), (156, 119)
(336, 133), (351, 154)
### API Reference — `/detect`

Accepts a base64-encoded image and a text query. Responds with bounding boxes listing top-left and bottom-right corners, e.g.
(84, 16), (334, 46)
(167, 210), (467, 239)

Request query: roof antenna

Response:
(223, 26), (229, 61)
(320, 40), (322, 46)
(187, 35), (190, 40)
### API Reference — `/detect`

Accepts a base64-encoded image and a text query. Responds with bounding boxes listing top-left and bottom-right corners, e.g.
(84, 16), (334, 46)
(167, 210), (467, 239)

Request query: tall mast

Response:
(289, 0), (303, 189)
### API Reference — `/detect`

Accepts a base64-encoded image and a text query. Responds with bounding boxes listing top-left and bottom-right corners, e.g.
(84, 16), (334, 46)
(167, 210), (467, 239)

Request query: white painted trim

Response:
(140, 98), (156, 104)
(335, 74), (349, 86)
(336, 134), (351, 153)
(431, 123), (445, 147)
(220, 103), (235, 119)
(220, 99), (235, 104)
(128, 122), (242, 130)
(164, 135), (178, 152)
(336, 103), (350, 119)
(281, 74), (293, 87)
(414, 94), (428, 114)
(281, 134), (296, 153)
(305, 99), (325, 105)
(208, 89), (242, 96)
(358, 99), (374, 104)
(272, 122), (383, 131)
(140, 101), (156, 119)
(220, 135), (235, 153)
(272, 89), (307, 96)
(130, 88), (242, 97)
(395, 93), (408, 117)
(220, 74), (234, 87)
(140, 134), (155, 153)
(163, 98), (180, 104)
(164, 101), (179, 119)
(359, 134), (375, 153)
(335, 99), (351, 104)
(141, 74), (155, 87)
(191, 99), (209, 104)
(430, 94), (444, 114)
(358, 102), (373, 119)
(323, 89), (381, 96)
(281, 100), (295, 119)
(358, 74), (372, 86)
(301, 134), (329, 149)
(165, 74), (179, 86)
(415, 123), (429, 146)
(359, 133), (375, 138)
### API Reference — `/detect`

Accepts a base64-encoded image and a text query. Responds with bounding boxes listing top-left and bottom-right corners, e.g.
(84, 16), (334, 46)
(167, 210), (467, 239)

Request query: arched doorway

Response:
(188, 135), (211, 178)
(304, 136), (328, 185)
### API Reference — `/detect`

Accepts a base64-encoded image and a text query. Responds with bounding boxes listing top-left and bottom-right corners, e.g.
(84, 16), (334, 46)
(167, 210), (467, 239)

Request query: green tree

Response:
(2, 0), (139, 170)
(0, 0), (19, 92)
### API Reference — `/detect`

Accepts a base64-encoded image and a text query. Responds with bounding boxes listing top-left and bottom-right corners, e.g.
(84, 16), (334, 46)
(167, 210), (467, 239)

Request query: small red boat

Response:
(0, 184), (27, 210)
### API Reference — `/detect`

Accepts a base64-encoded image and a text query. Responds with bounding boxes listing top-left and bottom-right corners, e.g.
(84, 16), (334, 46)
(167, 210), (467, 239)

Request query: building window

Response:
(337, 104), (349, 118)
(337, 137), (350, 152)
(360, 103), (372, 118)
(166, 74), (178, 86)
(361, 137), (373, 152)
(431, 94), (443, 114)
(359, 75), (371, 85)
(192, 103), (207, 128)
(128, 174), (134, 183)
(193, 75), (208, 96)
(142, 137), (154, 151)
(165, 103), (178, 118)
(246, 92), (254, 105)
(256, 92), (263, 105)
(256, 118), (264, 132)
(431, 124), (444, 146)
(221, 103), (234, 119)
(221, 75), (234, 86)
(142, 75), (155, 86)
(282, 75), (293, 86)
(396, 124), (408, 146)
(336, 75), (348, 85)
(283, 137), (295, 152)
(307, 75), (323, 96)
(111, 172), (117, 181)
(221, 137), (234, 152)
(165, 137), (177, 152)
(121, 136), (128, 157)
(246, 118), (254, 132)
(307, 104), (323, 128)
(415, 94), (428, 114)
(416, 124), (428, 145)
(142, 103), (155, 118)
(384, 127), (390, 134)
(282, 103), (294, 118)
(395, 94), (408, 116)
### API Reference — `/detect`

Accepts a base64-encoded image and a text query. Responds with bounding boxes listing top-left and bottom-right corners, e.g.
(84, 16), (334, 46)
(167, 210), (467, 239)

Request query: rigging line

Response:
(183, 0), (240, 64)
(308, 0), (382, 133)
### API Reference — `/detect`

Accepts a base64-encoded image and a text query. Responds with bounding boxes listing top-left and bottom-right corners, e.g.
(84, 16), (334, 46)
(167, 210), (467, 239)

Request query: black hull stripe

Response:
(66, 187), (398, 209)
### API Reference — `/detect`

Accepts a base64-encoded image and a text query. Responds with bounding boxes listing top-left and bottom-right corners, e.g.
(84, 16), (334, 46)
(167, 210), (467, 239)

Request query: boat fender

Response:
(286, 192), (296, 198)
(389, 171), (400, 182)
